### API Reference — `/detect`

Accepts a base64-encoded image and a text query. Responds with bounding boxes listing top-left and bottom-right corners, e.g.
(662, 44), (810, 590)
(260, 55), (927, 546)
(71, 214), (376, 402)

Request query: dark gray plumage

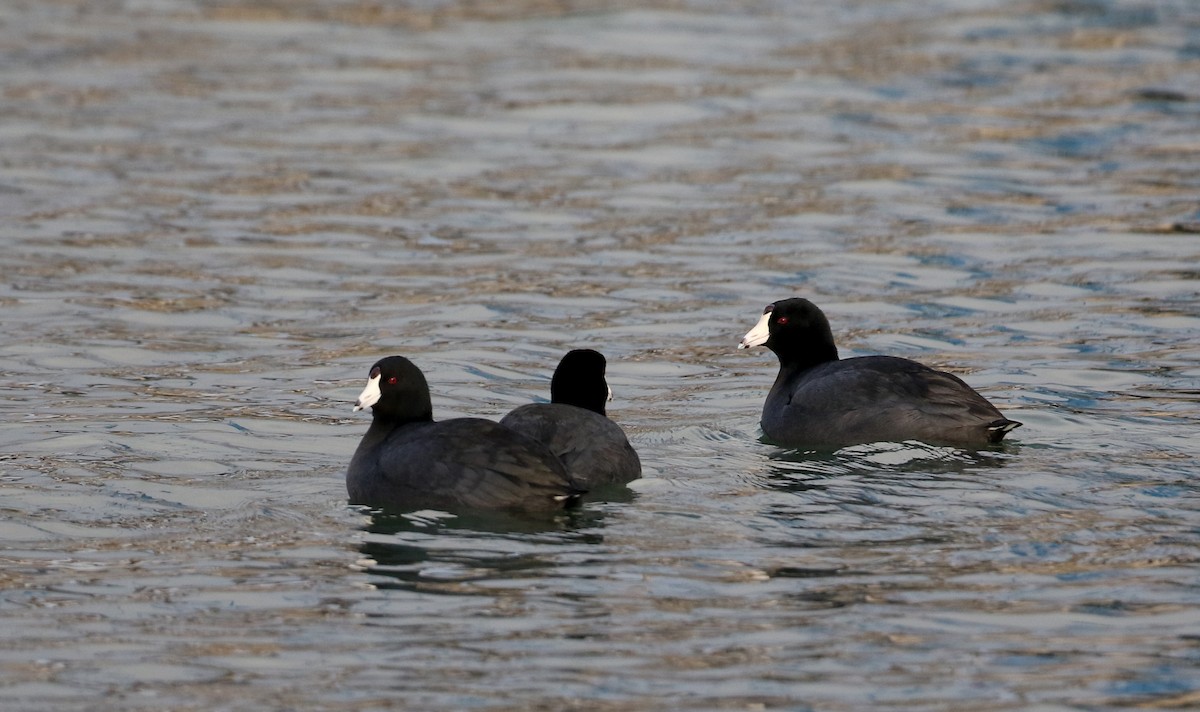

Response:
(500, 350), (641, 488)
(347, 356), (582, 513)
(739, 298), (1021, 449)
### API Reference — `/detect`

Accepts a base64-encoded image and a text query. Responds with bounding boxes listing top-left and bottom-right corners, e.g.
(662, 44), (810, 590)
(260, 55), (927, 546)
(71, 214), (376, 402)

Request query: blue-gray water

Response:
(2, 1), (1199, 709)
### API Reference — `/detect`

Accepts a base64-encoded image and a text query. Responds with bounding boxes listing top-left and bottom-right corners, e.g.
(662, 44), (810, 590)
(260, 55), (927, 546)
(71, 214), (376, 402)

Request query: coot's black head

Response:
(352, 355), (434, 423)
(549, 349), (611, 415)
(738, 298), (839, 368)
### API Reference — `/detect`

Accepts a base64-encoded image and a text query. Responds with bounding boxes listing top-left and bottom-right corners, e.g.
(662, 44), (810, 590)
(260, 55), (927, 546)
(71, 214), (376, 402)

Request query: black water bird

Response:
(347, 356), (583, 513)
(738, 298), (1021, 449)
(500, 349), (641, 489)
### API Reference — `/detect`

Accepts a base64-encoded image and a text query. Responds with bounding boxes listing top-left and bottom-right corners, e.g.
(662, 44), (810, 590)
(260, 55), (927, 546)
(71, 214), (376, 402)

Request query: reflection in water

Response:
(762, 440), (1016, 492)
(357, 507), (609, 592)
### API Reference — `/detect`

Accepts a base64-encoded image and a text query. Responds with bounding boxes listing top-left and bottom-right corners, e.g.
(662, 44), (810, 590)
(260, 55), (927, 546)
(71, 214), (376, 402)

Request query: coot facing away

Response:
(500, 349), (641, 489)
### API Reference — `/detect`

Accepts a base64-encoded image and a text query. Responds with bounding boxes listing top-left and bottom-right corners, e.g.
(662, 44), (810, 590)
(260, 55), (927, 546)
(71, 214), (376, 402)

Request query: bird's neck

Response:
(775, 343), (839, 372)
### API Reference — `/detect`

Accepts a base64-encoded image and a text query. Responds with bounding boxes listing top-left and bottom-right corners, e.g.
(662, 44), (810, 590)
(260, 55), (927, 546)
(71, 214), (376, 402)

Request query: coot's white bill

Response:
(353, 370), (382, 412)
(738, 308), (772, 349)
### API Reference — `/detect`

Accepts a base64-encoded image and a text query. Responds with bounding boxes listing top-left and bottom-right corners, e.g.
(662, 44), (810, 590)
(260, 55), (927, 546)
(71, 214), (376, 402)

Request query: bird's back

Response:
(764, 355), (1020, 448)
(501, 403), (641, 488)
(348, 417), (581, 513)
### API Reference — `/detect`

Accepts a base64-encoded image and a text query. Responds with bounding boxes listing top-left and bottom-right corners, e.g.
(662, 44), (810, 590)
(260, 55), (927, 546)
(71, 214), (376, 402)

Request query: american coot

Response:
(347, 356), (583, 513)
(738, 298), (1022, 449)
(500, 349), (641, 489)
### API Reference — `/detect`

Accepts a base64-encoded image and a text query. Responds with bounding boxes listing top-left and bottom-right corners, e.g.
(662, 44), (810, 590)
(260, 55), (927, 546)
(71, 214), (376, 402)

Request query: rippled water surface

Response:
(2, 0), (1199, 709)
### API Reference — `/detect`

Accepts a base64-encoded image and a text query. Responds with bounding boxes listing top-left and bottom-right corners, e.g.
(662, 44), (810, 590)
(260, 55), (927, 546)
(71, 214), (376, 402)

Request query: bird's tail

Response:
(986, 418), (1022, 443)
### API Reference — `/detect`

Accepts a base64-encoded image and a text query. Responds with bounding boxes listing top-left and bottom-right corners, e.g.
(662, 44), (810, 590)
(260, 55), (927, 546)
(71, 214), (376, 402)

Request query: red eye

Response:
(386, 376), (398, 385)
(776, 316), (789, 325)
